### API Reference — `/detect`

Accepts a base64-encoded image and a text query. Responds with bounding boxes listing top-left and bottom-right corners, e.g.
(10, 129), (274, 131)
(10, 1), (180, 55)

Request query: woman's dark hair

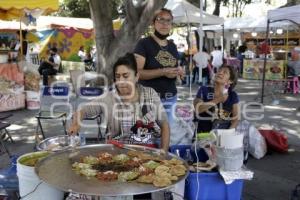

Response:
(50, 47), (58, 53)
(152, 8), (173, 23)
(219, 65), (237, 90)
(113, 53), (137, 80)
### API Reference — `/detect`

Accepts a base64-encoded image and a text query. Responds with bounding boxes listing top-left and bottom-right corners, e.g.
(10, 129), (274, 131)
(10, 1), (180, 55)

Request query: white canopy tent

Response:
(203, 17), (254, 31)
(165, 0), (224, 25)
(261, 5), (300, 104)
(36, 16), (93, 30)
(0, 20), (30, 30)
(203, 16), (293, 32)
(268, 4), (300, 24)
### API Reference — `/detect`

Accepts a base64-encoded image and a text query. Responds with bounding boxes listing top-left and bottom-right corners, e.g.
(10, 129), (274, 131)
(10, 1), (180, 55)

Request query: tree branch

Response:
(104, 0), (166, 77)
(90, 0), (167, 82)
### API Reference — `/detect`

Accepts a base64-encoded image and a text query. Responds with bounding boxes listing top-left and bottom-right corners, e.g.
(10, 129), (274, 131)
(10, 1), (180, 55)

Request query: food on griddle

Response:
(153, 176), (172, 187)
(118, 171), (140, 182)
(96, 171), (118, 181)
(170, 165), (186, 176)
(112, 154), (130, 163)
(137, 174), (155, 183)
(82, 155), (99, 165)
(142, 160), (160, 170)
(71, 151), (187, 187)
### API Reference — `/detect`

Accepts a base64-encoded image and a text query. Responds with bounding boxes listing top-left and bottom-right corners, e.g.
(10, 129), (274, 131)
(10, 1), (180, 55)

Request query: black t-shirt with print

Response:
(134, 36), (179, 99)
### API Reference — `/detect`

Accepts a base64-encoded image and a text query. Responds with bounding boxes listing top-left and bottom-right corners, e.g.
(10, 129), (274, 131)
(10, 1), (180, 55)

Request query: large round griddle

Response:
(35, 144), (189, 196)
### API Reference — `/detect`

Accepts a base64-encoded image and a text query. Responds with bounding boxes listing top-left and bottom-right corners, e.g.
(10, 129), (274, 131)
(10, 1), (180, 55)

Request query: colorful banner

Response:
(34, 28), (94, 61)
(243, 59), (285, 80)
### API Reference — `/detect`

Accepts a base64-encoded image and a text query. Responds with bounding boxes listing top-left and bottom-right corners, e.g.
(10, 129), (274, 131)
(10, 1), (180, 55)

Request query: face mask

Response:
(50, 53), (55, 56)
(154, 30), (169, 40)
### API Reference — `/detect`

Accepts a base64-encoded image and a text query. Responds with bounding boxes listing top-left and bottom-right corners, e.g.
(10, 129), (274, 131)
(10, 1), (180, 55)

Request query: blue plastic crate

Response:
(0, 155), (19, 189)
(170, 145), (244, 200)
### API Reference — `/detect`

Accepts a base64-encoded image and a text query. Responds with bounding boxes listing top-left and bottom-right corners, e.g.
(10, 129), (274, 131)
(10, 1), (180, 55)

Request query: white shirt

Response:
(78, 50), (85, 61)
(193, 52), (210, 69)
(14, 42), (21, 51)
(211, 50), (224, 68)
(53, 54), (61, 70)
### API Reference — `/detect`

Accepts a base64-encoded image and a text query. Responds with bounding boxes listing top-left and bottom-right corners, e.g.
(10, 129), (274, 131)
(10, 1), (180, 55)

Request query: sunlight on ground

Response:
(243, 86), (259, 89)
(285, 96), (300, 101)
(265, 105), (296, 111)
(269, 115), (283, 119)
(282, 119), (299, 125)
(285, 129), (300, 138)
(238, 92), (259, 95)
(7, 124), (25, 131)
(11, 135), (36, 143)
(24, 117), (38, 125)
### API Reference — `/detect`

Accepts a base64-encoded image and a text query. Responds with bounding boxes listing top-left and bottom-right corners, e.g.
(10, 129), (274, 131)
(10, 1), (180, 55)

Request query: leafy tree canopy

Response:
(55, 0), (123, 19)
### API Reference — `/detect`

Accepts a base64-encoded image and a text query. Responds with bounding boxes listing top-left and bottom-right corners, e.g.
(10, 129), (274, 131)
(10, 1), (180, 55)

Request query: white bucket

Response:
(17, 152), (64, 200)
(171, 178), (185, 200)
(25, 91), (40, 110)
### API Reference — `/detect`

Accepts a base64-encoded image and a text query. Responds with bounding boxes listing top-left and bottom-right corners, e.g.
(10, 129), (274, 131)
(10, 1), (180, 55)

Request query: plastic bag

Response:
(236, 120), (267, 159)
(23, 61), (40, 91)
(248, 125), (267, 158)
(170, 118), (194, 145)
(259, 129), (288, 153)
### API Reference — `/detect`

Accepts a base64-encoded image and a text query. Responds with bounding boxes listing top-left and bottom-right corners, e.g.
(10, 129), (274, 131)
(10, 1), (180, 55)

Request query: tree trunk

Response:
(213, 0), (222, 16)
(89, 0), (167, 84)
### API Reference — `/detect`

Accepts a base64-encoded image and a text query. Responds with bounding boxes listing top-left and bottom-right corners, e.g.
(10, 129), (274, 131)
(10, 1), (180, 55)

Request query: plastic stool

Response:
(286, 76), (299, 94)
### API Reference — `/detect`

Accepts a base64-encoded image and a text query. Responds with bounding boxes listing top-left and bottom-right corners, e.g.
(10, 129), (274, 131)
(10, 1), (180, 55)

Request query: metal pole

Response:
(198, 0), (203, 83)
(199, 0), (203, 51)
(222, 24), (225, 59)
(187, 24), (193, 100)
(19, 15), (23, 59)
(261, 19), (270, 104)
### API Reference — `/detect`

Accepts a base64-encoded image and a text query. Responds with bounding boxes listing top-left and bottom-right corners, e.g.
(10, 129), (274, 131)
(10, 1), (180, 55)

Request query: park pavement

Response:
(0, 78), (299, 200)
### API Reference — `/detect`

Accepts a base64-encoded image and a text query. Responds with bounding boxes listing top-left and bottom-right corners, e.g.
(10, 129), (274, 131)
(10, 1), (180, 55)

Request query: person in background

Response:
(177, 43), (189, 86)
(230, 44), (236, 57)
(78, 46), (85, 61)
(84, 48), (93, 64)
(194, 65), (239, 133)
(256, 40), (271, 57)
(287, 47), (300, 76)
(134, 8), (184, 126)
(38, 47), (61, 86)
(211, 45), (224, 73)
(237, 43), (247, 75)
(8, 30), (28, 62)
(192, 47), (211, 85)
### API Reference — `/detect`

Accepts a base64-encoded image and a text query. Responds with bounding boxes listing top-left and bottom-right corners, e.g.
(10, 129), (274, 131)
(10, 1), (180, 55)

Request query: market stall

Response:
(261, 4), (300, 103)
(0, 63), (25, 112)
(0, 0), (58, 111)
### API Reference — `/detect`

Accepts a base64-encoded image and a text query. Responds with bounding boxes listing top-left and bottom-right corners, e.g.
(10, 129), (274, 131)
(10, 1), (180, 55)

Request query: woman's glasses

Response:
(155, 17), (173, 25)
